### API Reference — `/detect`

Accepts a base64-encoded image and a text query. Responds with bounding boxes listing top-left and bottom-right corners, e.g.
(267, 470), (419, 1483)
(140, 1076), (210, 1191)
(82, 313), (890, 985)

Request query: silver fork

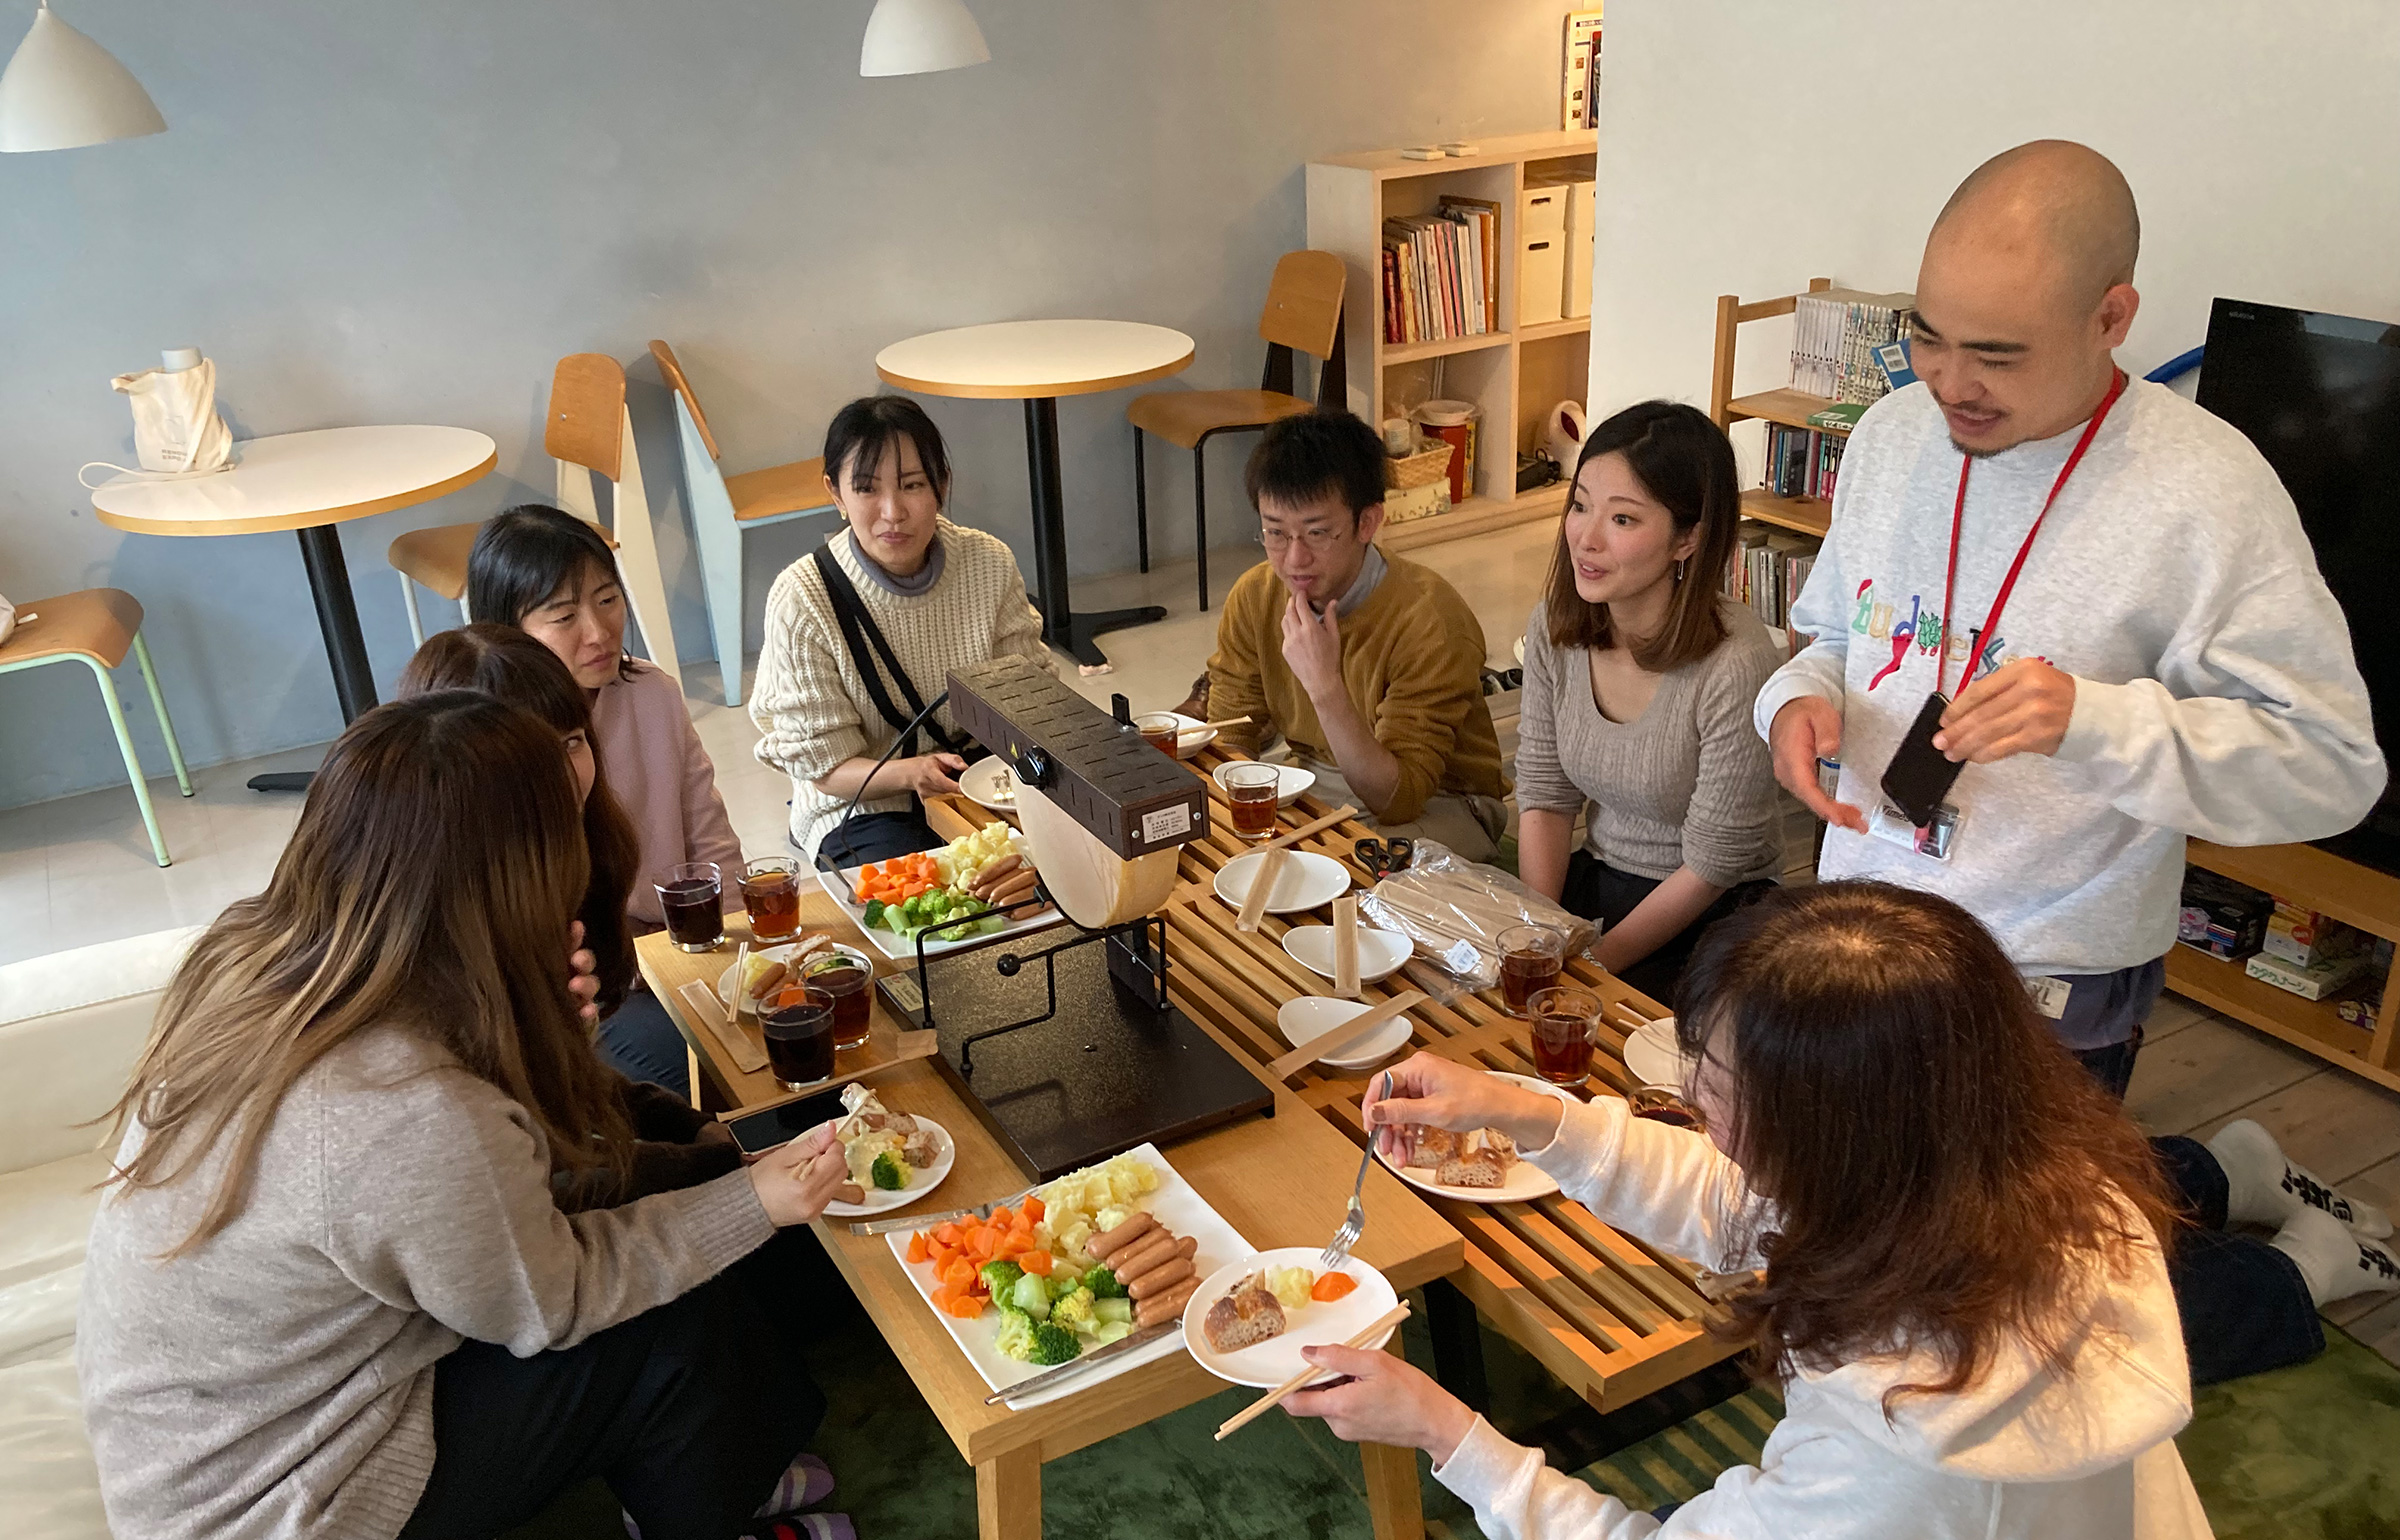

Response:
(1322, 1071), (1390, 1269)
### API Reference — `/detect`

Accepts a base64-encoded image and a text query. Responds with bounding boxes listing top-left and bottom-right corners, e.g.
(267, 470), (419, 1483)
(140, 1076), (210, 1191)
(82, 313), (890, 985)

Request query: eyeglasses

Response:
(1254, 524), (1349, 552)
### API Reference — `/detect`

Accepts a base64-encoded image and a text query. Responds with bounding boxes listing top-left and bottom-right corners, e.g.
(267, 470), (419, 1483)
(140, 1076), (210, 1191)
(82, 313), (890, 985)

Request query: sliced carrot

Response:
(1009, 1213), (1035, 1237)
(988, 1205), (1016, 1229)
(968, 1224), (1003, 1258)
(941, 1294), (986, 1319)
(934, 1222), (964, 1247)
(905, 1233), (930, 1265)
(1021, 1249), (1054, 1276)
(1022, 1196), (1045, 1222)
(942, 1257), (976, 1288)
(1311, 1272), (1359, 1303)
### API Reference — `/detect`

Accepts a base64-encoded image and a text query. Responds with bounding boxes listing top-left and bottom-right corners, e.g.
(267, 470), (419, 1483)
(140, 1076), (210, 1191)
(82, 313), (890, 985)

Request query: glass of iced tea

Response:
(1135, 711), (1182, 755)
(761, 985), (836, 1087)
(656, 862), (725, 953)
(1526, 985), (1597, 1085)
(1223, 762), (1281, 841)
(740, 858), (800, 942)
(1498, 924), (1564, 1015)
(805, 953), (873, 1051)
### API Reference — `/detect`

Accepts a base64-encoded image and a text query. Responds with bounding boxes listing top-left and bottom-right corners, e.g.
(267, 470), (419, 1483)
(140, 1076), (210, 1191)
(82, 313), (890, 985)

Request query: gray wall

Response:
(1, 0), (1576, 806)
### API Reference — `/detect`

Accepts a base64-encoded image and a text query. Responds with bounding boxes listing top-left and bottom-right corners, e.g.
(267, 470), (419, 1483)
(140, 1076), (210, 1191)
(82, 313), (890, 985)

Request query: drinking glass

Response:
(1135, 711), (1182, 755)
(1497, 924), (1565, 1015)
(740, 858), (801, 942)
(1526, 985), (1598, 1085)
(805, 953), (873, 1051)
(761, 985), (836, 1087)
(656, 862), (725, 953)
(1223, 762), (1281, 841)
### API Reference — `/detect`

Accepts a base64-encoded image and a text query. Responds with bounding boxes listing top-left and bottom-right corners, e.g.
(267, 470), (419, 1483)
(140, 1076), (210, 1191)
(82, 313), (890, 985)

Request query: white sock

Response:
(2206, 1118), (2393, 1238)
(2271, 1208), (2400, 1307)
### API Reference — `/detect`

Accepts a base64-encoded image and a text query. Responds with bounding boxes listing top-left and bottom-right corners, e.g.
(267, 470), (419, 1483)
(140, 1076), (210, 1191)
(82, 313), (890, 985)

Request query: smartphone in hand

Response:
(1879, 691), (1965, 830)
(721, 1087), (847, 1157)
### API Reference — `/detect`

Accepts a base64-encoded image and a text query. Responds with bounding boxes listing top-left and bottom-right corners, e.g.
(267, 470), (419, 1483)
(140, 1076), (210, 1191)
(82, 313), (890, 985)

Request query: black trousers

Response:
(1558, 852), (1775, 1009)
(396, 1249), (825, 1540)
(813, 808), (943, 868)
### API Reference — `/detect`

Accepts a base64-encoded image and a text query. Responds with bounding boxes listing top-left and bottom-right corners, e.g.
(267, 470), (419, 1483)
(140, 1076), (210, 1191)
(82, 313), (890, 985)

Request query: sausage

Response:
(969, 854), (1023, 894)
(1128, 1257), (1194, 1300)
(1107, 1230), (1179, 1280)
(836, 1182), (864, 1205)
(1135, 1276), (1199, 1327)
(746, 961), (788, 1000)
(1118, 1236), (1198, 1288)
(990, 872), (1040, 906)
(1088, 1212), (1157, 1259)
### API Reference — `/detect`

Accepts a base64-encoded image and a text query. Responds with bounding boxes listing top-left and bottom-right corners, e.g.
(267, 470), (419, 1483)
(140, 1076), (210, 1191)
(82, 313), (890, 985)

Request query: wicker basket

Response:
(1384, 441), (1453, 490)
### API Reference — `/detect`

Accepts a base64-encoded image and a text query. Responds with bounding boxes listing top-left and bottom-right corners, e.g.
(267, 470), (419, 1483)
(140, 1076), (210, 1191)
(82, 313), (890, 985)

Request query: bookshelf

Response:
(1709, 278), (1849, 540)
(1306, 129), (1597, 551)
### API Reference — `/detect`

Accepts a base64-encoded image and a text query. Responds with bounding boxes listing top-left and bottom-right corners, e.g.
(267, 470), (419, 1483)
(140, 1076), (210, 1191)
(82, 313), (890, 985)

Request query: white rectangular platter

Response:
(816, 863), (1069, 963)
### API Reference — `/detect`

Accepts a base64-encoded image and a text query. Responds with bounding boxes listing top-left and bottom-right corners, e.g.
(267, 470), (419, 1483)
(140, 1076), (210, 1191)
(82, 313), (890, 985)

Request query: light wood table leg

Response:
(1361, 1440), (1425, 1540)
(976, 1447), (1041, 1540)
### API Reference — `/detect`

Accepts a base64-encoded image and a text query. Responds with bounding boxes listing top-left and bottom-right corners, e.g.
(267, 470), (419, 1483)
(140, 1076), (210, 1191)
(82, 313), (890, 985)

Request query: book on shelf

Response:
(1790, 288), (1915, 404)
(1438, 195), (1500, 333)
(1761, 424), (1845, 501)
(1561, 9), (1603, 131)
(1725, 524), (1821, 655)
(1804, 401), (1867, 431)
(1381, 208), (1497, 345)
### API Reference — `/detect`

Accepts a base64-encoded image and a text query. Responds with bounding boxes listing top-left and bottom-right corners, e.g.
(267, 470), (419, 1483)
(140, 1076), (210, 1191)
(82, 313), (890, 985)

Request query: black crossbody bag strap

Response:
(811, 544), (967, 759)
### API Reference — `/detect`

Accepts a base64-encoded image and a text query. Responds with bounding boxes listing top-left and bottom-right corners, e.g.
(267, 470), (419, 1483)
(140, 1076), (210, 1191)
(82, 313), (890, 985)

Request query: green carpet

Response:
(1574, 1386), (1785, 1512)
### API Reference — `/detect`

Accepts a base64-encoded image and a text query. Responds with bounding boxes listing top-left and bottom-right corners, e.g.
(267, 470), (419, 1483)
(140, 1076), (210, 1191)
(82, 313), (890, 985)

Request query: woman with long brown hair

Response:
(78, 693), (852, 1540)
(1292, 882), (2214, 1539)
(1514, 401), (1783, 1002)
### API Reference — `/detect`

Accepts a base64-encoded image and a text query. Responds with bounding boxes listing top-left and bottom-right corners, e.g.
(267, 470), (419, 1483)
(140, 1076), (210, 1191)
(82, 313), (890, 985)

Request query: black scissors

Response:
(1352, 836), (1414, 880)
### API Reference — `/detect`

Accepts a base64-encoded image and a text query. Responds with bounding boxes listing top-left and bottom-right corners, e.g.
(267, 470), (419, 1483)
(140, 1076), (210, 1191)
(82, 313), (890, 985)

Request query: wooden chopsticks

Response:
(1214, 1300), (1413, 1440)
(1265, 990), (1425, 1080)
(1236, 847), (1289, 933)
(1257, 804), (1358, 854)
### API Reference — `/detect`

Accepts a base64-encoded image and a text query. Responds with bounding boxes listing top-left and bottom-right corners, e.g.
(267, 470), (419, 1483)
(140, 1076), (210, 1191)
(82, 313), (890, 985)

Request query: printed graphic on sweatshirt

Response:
(1851, 578), (2007, 691)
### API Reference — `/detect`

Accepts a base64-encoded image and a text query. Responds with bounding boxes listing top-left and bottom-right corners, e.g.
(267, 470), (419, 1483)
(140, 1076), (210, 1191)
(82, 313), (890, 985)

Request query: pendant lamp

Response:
(0, 1), (164, 153)
(859, 0), (989, 78)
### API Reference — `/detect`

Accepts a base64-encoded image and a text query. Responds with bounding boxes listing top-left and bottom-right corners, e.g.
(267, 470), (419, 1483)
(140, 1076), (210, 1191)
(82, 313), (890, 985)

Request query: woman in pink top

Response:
(470, 505), (745, 1091)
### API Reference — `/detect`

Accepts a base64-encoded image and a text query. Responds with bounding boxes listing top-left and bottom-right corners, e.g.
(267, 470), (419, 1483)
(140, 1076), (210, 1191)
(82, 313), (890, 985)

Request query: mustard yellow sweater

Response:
(1207, 553), (1507, 824)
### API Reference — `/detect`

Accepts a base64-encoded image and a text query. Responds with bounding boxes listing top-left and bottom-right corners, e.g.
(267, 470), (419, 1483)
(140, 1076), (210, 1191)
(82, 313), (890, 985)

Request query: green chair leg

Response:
(83, 657), (171, 867)
(130, 633), (193, 797)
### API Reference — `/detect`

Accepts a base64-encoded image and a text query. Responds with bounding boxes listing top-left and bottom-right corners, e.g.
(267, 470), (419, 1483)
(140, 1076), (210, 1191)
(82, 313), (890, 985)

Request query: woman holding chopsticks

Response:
(1290, 881), (2213, 1540)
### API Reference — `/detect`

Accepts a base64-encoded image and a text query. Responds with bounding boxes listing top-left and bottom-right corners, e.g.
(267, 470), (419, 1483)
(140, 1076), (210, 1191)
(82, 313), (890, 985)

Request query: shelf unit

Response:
(2166, 839), (2400, 1094)
(1306, 129), (1596, 545)
(1708, 278), (1849, 538)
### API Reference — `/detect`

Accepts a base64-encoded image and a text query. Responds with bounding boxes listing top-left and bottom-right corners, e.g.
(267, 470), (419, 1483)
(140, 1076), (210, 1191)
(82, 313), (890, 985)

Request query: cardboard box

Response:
(2262, 901), (2365, 969)
(2245, 948), (2372, 1002)
(2178, 869), (2271, 961)
(1382, 479), (1448, 524)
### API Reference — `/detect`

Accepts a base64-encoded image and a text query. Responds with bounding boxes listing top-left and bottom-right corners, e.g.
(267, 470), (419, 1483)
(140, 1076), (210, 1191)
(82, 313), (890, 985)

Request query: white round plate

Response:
(824, 1116), (956, 1218)
(1375, 1072), (1570, 1205)
(1182, 1247), (1400, 1388)
(718, 941), (875, 1017)
(1276, 994), (1415, 1072)
(1281, 924), (1411, 986)
(1211, 760), (1315, 808)
(1622, 1016), (1693, 1091)
(959, 756), (1017, 814)
(1512, 634), (1526, 665)
(1213, 850), (1350, 915)
(1165, 712), (1216, 759)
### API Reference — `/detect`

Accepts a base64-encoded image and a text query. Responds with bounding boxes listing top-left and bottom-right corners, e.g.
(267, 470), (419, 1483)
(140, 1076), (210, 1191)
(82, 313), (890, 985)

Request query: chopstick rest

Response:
(1214, 1300), (1413, 1440)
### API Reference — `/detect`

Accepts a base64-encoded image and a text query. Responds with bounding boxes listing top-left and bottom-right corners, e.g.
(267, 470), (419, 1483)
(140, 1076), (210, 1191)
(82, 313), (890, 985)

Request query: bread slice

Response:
(1202, 1273), (1287, 1353)
(1407, 1126), (1460, 1168)
(1436, 1128), (1518, 1189)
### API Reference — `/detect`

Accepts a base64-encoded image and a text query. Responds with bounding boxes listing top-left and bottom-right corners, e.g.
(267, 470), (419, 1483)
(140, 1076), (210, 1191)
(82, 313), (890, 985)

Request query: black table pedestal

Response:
(1022, 397), (1164, 672)
(249, 523), (380, 792)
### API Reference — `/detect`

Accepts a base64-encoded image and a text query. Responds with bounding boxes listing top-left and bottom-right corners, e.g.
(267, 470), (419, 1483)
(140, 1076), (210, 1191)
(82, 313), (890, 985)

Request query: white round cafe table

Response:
(91, 425), (496, 788)
(877, 320), (1193, 672)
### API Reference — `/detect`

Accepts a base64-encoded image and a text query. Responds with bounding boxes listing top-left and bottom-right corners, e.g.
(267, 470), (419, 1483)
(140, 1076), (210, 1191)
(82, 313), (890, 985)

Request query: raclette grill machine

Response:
(873, 655), (1273, 1181)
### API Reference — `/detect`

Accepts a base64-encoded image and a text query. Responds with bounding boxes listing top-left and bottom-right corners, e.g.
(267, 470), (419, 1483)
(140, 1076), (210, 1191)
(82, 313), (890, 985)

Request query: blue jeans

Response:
(599, 987), (691, 1098)
(2153, 1134), (2323, 1386)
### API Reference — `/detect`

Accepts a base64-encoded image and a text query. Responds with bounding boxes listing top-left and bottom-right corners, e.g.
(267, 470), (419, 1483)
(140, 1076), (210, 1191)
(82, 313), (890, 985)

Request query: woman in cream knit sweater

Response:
(751, 396), (1054, 863)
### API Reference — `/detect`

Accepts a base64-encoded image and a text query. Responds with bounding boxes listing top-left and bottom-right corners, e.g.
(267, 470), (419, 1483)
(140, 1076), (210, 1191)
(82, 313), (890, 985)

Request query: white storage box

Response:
(1519, 235), (1565, 327)
(1518, 184), (1568, 238)
(1564, 181), (1595, 319)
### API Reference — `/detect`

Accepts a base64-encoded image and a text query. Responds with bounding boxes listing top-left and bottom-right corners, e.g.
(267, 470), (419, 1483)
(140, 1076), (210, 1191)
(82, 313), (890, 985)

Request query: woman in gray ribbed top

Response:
(1515, 403), (1783, 1003)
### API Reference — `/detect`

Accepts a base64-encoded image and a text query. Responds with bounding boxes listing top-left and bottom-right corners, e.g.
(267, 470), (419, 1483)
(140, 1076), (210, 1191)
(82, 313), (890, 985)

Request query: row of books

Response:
(1381, 197), (1499, 344)
(1726, 525), (1819, 641)
(1791, 288), (1914, 403)
(1763, 425), (1845, 501)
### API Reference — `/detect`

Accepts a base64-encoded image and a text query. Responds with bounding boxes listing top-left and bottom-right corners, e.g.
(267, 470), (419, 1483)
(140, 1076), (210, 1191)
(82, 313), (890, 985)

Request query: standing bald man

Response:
(1758, 141), (2384, 1091)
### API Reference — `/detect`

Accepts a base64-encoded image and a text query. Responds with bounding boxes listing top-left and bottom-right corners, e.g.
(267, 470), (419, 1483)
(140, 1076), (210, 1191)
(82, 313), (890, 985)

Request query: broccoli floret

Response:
(871, 1151), (909, 1190)
(1093, 1297), (1133, 1326)
(1027, 1320), (1082, 1366)
(862, 899), (887, 928)
(993, 1306), (1038, 1362)
(979, 1259), (1025, 1298)
(1009, 1272), (1051, 1320)
(1084, 1264), (1127, 1300)
(1049, 1286), (1098, 1331)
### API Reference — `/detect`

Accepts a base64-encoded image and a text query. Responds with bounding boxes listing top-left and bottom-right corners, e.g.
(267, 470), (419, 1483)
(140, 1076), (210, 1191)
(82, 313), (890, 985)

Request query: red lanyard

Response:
(1936, 368), (2127, 697)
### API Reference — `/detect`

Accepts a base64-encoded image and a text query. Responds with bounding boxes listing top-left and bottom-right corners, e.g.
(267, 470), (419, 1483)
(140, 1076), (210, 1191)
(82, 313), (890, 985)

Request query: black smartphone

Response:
(722, 1087), (848, 1157)
(1879, 691), (1966, 829)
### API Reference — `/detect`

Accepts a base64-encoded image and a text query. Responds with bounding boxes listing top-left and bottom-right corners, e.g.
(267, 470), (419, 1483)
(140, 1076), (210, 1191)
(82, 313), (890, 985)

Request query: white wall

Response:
(1587, 0), (2400, 474)
(0, 1), (1581, 807)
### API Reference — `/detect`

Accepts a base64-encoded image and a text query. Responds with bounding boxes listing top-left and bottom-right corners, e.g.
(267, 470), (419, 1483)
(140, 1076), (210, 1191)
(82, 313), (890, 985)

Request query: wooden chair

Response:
(0, 590), (191, 866)
(1126, 250), (1347, 610)
(649, 340), (837, 707)
(387, 355), (682, 688)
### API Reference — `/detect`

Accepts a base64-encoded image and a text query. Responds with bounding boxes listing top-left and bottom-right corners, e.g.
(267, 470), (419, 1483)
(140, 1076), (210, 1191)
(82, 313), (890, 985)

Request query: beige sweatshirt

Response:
(77, 1025), (776, 1540)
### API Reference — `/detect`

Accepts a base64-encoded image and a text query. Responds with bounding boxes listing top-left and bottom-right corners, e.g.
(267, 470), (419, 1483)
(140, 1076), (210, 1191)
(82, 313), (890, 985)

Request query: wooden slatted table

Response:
(928, 744), (1742, 1413)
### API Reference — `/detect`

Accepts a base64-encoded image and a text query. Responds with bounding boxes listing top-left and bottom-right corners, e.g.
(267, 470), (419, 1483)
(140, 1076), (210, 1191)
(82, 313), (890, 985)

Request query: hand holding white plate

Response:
(1375, 1072), (1572, 1204)
(825, 1116), (957, 1217)
(959, 756), (1018, 813)
(1213, 849), (1349, 915)
(1182, 1247), (1400, 1388)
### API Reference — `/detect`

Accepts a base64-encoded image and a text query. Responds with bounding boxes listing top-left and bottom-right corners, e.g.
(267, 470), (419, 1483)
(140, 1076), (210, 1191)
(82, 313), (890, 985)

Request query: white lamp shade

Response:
(0, 2), (164, 153)
(859, 0), (989, 77)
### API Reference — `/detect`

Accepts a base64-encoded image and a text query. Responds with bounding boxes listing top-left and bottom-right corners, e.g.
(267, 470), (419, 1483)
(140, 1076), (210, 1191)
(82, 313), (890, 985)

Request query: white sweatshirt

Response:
(1753, 378), (2383, 977)
(1431, 1098), (2214, 1540)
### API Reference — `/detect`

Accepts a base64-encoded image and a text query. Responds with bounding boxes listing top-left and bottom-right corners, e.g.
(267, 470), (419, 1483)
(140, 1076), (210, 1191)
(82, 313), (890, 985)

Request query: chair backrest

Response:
(648, 340), (721, 463)
(1258, 250), (1347, 361)
(546, 353), (628, 480)
(0, 926), (202, 1174)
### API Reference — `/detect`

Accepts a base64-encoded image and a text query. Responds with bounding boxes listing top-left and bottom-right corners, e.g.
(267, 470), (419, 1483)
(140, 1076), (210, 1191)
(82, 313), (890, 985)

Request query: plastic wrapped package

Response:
(1356, 841), (1596, 990)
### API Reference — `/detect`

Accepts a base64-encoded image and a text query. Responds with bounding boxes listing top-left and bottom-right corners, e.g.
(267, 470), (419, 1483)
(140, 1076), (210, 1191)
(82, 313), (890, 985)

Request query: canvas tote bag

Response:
(78, 351), (235, 486)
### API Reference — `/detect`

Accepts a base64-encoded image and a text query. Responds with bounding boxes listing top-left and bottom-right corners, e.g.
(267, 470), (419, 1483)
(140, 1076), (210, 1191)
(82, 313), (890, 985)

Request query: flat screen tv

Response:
(2195, 298), (2400, 875)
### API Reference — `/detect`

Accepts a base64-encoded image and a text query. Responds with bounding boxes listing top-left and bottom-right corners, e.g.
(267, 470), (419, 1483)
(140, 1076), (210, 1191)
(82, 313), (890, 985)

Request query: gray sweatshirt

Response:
(77, 1024), (777, 1540)
(1755, 377), (2384, 977)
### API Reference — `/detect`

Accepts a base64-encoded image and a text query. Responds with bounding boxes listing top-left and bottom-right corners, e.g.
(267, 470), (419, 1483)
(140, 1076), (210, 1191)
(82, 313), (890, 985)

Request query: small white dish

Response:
(1622, 1016), (1694, 1091)
(1212, 850), (1350, 915)
(1376, 1072), (1571, 1205)
(825, 1116), (957, 1218)
(959, 756), (1017, 814)
(1281, 924), (1411, 986)
(1211, 760), (1314, 808)
(1276, 994), (1415, 1072)
(1165, 711), (1217, 760)
(718, 940), (875, 1017)
(1182, 1247), (1399, 1389)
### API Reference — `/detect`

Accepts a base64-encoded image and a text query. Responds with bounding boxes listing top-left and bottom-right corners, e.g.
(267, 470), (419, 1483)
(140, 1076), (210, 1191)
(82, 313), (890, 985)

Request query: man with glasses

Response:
(1201, 410), (1509, 858)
